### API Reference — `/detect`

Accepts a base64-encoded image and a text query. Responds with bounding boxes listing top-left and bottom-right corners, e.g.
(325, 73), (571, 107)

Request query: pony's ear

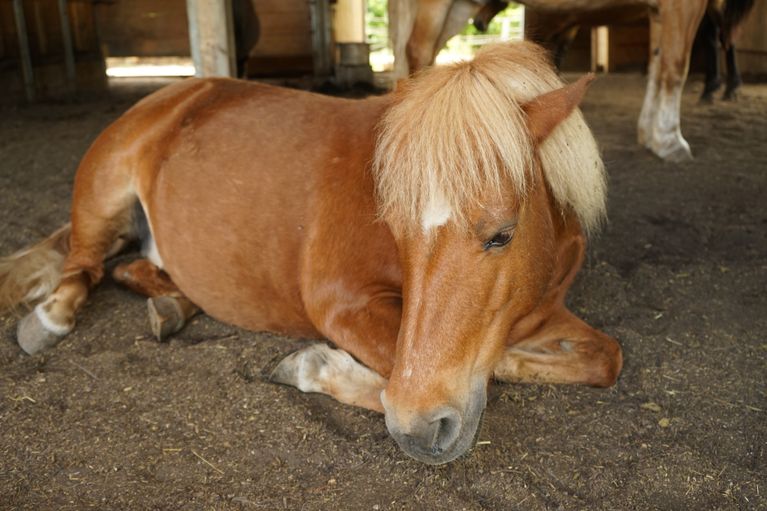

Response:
(522, 73), (595, 144)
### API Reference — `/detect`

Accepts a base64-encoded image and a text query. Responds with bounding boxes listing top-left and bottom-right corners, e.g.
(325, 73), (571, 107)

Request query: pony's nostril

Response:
(429, 407), (462, 453)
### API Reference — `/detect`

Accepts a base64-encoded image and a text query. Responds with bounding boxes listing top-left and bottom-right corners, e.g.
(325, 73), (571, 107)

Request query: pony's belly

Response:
(143, 157), (320, 338)
(151, 214), (318, 338)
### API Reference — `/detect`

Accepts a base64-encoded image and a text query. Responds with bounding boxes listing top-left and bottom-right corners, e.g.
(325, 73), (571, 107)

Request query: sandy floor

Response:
(0, 74), (765, 510)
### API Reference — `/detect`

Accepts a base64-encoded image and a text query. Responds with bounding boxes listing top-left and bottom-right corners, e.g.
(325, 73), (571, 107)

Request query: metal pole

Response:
(12, 0), (35, 102)
(57, 0), (77, 93)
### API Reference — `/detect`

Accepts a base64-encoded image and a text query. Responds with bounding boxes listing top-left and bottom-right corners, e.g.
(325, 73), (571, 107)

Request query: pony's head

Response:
(373, 42), (606, 464)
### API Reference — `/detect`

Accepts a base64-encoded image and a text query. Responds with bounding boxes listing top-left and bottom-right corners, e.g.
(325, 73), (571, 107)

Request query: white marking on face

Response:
(421, 193), (452, 231)
(34, 303), (72, 336)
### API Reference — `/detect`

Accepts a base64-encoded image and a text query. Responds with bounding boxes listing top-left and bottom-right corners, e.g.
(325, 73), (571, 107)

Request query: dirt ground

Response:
(0, 73), (765, 511)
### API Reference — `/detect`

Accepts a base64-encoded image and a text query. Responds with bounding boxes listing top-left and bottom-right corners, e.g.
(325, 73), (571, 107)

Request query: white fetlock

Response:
(269, 343), (387, 409)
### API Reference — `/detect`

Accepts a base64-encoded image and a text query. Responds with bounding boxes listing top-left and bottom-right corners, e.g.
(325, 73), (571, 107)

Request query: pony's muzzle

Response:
(382, 384), (486, 464)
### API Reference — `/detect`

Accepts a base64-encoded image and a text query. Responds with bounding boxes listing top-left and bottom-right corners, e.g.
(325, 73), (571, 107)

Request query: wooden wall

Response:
(246, 0), (314, 76)
(735, 0), (767, 77)
(93, 0), (190, 57)
(0, 0), (105, 99)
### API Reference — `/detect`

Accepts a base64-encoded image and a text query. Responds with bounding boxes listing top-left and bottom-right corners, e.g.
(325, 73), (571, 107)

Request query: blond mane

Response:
(373, 41), (606, 234)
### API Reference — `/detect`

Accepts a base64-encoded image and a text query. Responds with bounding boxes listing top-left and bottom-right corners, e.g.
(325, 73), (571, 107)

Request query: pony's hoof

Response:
(17, 309), (64, 355)
(723, 88), (739, 101)
(269, 343), (335, 392)
(147, 296), (186, 341)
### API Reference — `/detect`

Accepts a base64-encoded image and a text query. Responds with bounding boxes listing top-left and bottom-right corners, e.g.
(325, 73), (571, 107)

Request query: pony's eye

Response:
(483, 229), (514, 251)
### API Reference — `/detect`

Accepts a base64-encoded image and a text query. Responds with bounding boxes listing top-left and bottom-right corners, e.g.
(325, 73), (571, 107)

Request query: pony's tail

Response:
(0, 223), (71, 312)
(388, 0), (416, 81)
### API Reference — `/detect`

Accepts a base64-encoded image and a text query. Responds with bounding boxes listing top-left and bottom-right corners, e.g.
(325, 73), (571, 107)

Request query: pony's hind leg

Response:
(112, 259), (199, 341)
(16, 151), (137, 354)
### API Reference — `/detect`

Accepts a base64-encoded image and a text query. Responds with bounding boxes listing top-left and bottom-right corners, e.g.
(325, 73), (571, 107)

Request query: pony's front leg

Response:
(270, 343), (388, 412)
(644, 0), (706, 161)
(494, 309), (622, 388)
(269, 295), (401, 413)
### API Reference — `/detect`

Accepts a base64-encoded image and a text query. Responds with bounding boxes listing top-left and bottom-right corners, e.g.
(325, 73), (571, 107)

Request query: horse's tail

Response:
(0, 223), (71, 312)
(722, 0), (756, 42)
(388, 0), (417, 80)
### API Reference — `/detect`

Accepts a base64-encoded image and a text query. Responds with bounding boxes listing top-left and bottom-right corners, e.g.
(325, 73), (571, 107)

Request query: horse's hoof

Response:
(17, 309), (64, 355)
(269, 343), (336, 392)
(662, 144), (693, 163)
(699, 92), (715, 105)
(147, 296), (186, 341)
(723, 89), (739, 101)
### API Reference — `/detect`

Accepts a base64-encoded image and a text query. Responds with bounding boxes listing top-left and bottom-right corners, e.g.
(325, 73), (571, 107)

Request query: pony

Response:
(0, 42), (622, 464)
(388, 0), (752, 162)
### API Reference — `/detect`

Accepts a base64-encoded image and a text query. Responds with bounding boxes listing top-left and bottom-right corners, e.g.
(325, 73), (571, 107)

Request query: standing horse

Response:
(389, 0), (724, 162)
(471, 1), (755, 102)
(0, 42), (621, 464)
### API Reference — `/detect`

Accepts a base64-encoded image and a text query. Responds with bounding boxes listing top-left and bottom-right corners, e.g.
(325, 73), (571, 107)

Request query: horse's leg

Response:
(638, 16), (662, 147)
(269, 296), (401, 413)
(473, 0), (506, 32)
(552, 26), (579, 70)
(270, 343), (388, 412)
(494, 221), (621, 387)
(17, 157), (136, 354)
(494, 309), (622, 387)
(433, 0), (483, 59)
(645, 0), (707, 161)
(700, 14), (722, 103)
(112, 259), (200, 340)
(406, 0), (455, 72)
(389, 0), (419, 80)
(723, 44), (741, 100)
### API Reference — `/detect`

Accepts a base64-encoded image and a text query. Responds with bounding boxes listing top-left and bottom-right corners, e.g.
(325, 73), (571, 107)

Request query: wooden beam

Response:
(186, 0), (236, 77)
(12, 0), (35, 101)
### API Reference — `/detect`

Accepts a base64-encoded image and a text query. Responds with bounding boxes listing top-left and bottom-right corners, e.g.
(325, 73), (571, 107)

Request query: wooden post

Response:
(57, 0), (77, 93)
(12, 0), (35, 101)
(186, 0), (236, 77)
(309, 0), (333, 80)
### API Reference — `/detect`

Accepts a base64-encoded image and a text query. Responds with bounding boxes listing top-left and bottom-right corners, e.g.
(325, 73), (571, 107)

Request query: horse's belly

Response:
(143, 125), (321, 338)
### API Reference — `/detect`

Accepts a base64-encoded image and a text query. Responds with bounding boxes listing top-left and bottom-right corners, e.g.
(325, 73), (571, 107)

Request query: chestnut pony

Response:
(0, 42), (621, 464)
(389, 0), (713, 162)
